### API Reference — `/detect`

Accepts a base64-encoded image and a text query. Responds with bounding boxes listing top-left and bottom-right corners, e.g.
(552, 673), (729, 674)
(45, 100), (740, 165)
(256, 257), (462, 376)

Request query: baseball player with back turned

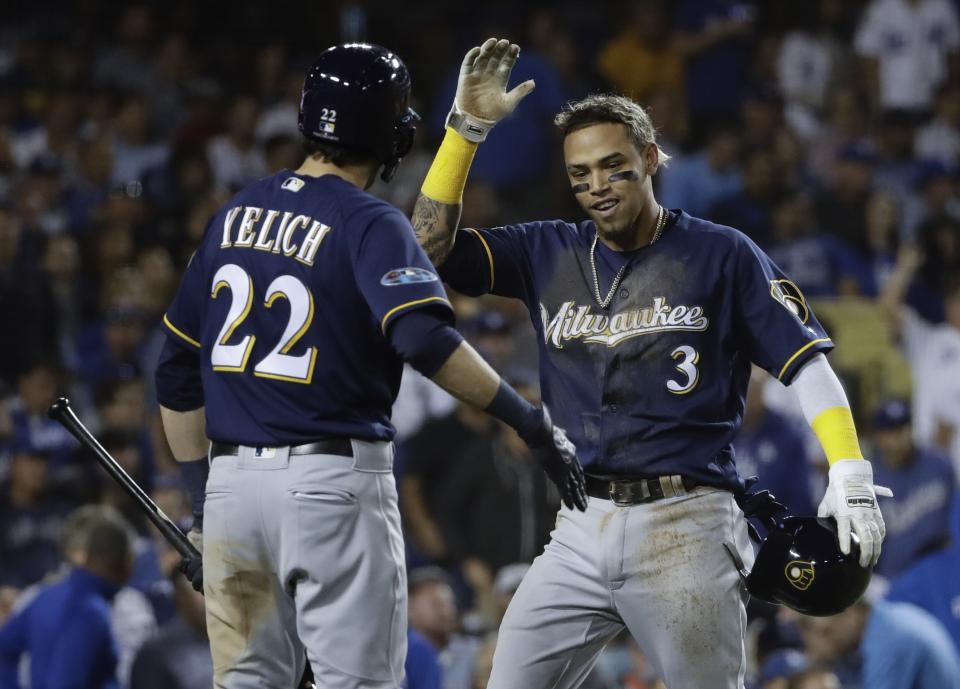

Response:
(154, 43), (586, 689)
(411, 38), (893, 689)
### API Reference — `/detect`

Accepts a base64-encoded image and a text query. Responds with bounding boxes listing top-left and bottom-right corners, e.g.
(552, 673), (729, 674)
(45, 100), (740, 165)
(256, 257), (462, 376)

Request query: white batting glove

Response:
(817, 459), (893, 568)
(449, 38), (535, 137)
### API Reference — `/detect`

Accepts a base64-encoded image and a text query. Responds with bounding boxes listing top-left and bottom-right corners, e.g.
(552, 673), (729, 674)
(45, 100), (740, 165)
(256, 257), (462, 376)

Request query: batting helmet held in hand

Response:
(730, 516), (871, 617)
(299, 43), (419, 182)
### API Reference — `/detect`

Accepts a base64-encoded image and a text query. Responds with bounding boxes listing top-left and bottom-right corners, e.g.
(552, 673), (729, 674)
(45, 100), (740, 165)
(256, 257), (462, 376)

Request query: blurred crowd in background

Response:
(1, 0), (960, 688)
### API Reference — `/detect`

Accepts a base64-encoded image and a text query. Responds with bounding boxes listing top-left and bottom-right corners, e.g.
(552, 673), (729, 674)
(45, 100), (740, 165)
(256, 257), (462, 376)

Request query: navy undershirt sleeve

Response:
(388, 308), (463, 378)
(155, 334), (204, 411)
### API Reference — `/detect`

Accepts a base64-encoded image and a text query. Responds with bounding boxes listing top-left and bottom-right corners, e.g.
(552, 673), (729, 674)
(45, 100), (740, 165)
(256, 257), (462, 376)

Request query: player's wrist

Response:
(445, 102), (496, 143)
(484, 379), (543, 440)
(420, 127), (480, 205)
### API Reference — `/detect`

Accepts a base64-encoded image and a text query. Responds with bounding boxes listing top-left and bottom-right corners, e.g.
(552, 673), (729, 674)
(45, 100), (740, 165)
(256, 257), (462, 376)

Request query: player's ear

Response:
(644, 142), (660, 177)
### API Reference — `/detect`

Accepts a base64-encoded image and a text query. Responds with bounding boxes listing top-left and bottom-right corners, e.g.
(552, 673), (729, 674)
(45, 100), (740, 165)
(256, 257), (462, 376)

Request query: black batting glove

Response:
(734, 476), (788, 542)
(522, 405), (588, 512)
(178, 556), (204, 593)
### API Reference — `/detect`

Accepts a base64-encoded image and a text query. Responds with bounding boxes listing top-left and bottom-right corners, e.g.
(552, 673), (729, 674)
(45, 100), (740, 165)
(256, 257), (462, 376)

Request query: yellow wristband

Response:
(421, 128), (479, 204)
(811, 406), (864, 465)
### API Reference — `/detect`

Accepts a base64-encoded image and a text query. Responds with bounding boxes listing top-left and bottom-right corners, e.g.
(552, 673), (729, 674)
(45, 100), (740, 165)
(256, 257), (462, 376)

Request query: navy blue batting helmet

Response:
(741, 516), (871, 617)
(299, 43), (419, 182)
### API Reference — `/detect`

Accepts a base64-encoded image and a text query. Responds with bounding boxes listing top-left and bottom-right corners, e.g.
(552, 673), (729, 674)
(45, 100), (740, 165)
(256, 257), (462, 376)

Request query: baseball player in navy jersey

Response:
(411, 38), (893, 689)
(153, 43), (586, 689)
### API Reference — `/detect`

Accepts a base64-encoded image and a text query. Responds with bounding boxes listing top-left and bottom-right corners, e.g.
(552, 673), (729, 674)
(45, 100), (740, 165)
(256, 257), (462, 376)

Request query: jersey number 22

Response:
(209, 264), (318, 384)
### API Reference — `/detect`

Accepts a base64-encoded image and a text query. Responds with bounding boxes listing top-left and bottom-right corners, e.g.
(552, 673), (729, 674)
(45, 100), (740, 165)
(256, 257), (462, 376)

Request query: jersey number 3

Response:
(210, 264), (318, 384)
(666, 345), (699, 395)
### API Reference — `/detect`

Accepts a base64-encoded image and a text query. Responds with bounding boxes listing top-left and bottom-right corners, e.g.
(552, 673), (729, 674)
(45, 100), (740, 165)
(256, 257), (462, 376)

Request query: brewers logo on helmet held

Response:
(784, 560), (815, 591)
(738, 516), (871, 616)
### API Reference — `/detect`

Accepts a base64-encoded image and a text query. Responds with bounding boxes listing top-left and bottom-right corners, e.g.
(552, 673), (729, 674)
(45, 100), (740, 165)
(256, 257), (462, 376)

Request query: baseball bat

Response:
(48, 396), (200, 560)
(49, 398), (316, 688)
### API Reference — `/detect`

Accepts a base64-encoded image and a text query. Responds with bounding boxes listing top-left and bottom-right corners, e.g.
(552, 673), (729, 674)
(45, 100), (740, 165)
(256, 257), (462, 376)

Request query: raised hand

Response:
(455, 38), (536, 125)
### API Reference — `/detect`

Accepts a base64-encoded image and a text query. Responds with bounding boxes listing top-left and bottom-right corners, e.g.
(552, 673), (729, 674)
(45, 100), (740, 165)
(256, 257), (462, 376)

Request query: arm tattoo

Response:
(412, 193), (462, 266)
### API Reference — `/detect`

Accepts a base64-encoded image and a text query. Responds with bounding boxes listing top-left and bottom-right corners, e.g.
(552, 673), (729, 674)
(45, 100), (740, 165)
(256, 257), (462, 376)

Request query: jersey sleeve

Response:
(438, 224), (534, 301)
(732, 235), (834, 384)
(162, 242), (208, 350)
(353, 207), (453, 333)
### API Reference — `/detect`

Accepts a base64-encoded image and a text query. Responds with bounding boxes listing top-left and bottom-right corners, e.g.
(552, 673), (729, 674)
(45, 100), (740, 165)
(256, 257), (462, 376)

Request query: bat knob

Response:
(48, 397), (71, 420)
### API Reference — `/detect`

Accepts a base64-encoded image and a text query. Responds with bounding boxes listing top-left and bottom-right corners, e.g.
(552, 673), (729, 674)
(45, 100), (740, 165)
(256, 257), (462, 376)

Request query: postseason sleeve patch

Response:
(380, 267), (440, 286)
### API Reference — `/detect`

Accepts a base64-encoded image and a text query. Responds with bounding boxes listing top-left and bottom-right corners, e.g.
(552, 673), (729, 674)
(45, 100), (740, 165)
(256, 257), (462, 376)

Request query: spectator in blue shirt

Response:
(0, 505), (134, 689)
(869, 399), (956, 578)
(672, 0), (755, 143)
(797, 597), (960, 689)
(735, 366), (817, 516)
(0, 447), (68, 588)
(404, 628), (443, 689)
(765, 192), (863, 297)
(657, 127), (742, 218)
(888, 540), (960, 654)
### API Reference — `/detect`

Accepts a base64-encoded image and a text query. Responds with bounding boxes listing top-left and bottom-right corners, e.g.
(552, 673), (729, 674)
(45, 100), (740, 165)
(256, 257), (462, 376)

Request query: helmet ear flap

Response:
(379, 108), (419, 183)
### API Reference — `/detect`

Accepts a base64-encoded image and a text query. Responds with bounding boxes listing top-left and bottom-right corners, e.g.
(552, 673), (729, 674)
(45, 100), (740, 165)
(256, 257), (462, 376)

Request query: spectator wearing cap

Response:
(734, 366), (817, 516)
(657, 127), (742, 219)
(407, 567), (480, 689)
(881, 246), (960, 474)
(0, 446), (69, 588)
(869, 399), (955, 577)
(855, 0), (960, 115)
(0, 506), (135, 689)
(795, 593), (960, 689)
(759, 648), (840, 689)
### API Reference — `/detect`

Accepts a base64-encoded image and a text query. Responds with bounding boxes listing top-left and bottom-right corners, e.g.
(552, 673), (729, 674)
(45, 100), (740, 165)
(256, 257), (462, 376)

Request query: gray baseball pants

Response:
(486, 487), (755, 689)
(202, 440), (406, 689)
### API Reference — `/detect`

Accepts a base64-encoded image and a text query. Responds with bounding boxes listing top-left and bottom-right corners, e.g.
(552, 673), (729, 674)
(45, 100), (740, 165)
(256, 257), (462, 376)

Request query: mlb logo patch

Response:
(282, 177), (305, 192)
(321, 121), (336, 134)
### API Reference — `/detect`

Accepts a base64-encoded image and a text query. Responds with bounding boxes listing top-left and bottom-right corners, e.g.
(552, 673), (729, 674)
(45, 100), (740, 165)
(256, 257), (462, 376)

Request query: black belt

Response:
(585, 474), (698, 506)
(211, 439), (353, 459)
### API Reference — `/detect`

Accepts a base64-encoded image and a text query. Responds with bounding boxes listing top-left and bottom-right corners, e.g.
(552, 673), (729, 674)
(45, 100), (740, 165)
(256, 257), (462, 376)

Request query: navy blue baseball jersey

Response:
(162, 171), (452, 445)
(440, 211), (833, 490)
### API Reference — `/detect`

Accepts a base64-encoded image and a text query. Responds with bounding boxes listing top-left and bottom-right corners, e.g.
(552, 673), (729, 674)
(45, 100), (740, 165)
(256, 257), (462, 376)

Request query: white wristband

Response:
(445, 104), (495, 143)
